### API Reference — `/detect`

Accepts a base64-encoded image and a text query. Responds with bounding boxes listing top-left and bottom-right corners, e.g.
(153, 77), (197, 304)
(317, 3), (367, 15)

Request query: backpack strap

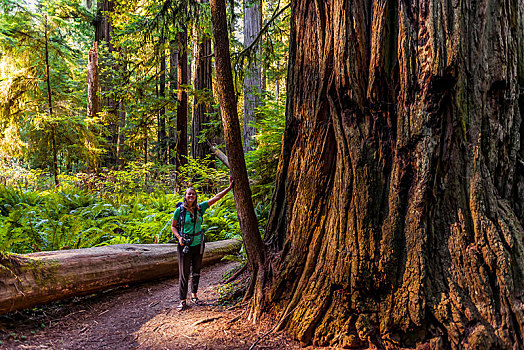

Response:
(197, 204), (205, 254)
(176, 204), (185, 236)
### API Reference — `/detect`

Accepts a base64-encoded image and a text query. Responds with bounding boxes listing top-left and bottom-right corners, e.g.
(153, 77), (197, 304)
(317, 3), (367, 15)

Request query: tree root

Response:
(224, 263), (247, 284)
(248, 304), (299, 350)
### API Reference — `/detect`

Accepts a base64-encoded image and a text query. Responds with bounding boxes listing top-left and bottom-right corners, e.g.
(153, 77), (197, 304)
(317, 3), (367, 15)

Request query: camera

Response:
(181, 235), (191, 254)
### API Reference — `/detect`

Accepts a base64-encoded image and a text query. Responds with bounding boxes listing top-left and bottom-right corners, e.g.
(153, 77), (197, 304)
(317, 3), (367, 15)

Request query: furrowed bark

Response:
(267, 0), (524, 348)
(0, 239), (241, 314)
(159, 41), (167, 164)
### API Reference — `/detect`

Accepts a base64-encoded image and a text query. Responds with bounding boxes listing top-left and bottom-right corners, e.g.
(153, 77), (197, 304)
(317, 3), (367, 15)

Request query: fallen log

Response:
(0, 239), (241, 314)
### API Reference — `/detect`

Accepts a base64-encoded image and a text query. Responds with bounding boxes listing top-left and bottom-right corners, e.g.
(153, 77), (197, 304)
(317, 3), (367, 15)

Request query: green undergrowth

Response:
(0, 184), (243, 254)
(216, 263), (248, 305)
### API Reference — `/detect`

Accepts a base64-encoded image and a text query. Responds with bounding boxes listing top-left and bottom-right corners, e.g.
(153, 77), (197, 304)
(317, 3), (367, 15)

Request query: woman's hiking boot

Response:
(191, 297), (204, 306)
(176, 300), (187, 311)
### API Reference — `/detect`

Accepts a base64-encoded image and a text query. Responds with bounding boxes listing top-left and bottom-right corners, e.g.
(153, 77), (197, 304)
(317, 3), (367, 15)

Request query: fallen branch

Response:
(248, 304), (299, 350)
(207, 141), (230, 168)
(224, 263), (247, 284)
(228, 309), (246, 324)
(192, 316), (223, 326)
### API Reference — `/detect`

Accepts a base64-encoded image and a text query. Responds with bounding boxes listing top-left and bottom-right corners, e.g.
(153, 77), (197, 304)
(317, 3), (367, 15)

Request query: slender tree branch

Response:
(233, 2), (290, 66)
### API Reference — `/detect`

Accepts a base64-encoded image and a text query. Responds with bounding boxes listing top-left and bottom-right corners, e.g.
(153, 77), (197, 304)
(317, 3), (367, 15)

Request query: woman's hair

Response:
(183, 187), (198, 212)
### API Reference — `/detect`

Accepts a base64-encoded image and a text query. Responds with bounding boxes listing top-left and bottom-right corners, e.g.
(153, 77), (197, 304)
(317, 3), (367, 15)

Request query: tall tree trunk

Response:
(87, 42), (99, 120)
(176, 25), (189, 171)
(266, 1), (524, 349)
(243, 0), (262, 152)
(116, 49), (127, 167)
(94, 0), (114, 50)
(159, 42), (167, 165)
(191, 24), (214, 161)
(116, 100), (125, 167)
(143, 124), (148, 164)
(274, 62), (279, 102)
(168, 39), (178, 165)
(44, 15), (58, 187)
(210, 0), (266, 321)
(94, 0), (118, 166)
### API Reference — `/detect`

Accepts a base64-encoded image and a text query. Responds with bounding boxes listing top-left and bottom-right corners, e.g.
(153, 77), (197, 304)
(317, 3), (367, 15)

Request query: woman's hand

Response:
(178, 236), (184, 245)
(208, 177), (235, 206)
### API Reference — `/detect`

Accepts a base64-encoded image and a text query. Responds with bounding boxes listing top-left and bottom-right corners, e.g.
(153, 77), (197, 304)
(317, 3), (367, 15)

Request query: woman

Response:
(172, 179), (234, 311)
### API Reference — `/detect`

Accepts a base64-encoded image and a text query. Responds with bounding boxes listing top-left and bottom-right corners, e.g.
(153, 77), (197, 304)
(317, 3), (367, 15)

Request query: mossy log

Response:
(0, 239), (241, 314)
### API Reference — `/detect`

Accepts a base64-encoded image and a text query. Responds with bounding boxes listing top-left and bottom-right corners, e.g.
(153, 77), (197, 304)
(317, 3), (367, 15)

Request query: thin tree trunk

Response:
(266, 1), (524, 348)
(87, 42), (99, 119)
(143, 125), (148, 164)
(94, 0), (118, 166)
(169, 39), (178, 165)
(176, 23), (188, 171)
(159, 41), (167, 165)
(192, 24), (213, 161)
(210, 0), (266, 322)
(116, 100), (125, 167)
(44, 15), (58, 187)
(242, 0), (262, 153)
(274, 63), (279, 101)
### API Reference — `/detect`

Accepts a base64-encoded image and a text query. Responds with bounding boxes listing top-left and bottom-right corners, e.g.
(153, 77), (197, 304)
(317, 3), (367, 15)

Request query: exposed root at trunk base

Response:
(224, 263), (247, 284)
(247, 266), (266, 323)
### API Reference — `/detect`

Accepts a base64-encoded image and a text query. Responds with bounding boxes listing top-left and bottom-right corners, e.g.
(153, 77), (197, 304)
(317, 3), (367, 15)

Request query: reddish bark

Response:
(210, 0), (266, 321)
(266, 1), (524, 348)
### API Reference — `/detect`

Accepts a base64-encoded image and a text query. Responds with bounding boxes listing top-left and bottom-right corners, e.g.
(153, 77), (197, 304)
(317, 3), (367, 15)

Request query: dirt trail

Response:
(0, 261), (301, 350)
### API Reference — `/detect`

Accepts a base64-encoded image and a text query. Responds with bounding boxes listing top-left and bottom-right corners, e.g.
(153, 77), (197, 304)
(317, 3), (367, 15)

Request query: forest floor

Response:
(0, 261), (302, 350)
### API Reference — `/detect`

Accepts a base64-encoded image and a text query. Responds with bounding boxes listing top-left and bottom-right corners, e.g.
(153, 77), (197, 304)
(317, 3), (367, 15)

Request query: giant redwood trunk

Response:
(266, 1), (524, 348)
(159, 42), (167, 165)
(168, 39), (178, 165)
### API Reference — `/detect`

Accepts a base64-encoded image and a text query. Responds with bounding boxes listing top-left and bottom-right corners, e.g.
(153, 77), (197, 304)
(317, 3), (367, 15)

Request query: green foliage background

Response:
(0, 163), (242, 254)
(0, 0), (290, 254)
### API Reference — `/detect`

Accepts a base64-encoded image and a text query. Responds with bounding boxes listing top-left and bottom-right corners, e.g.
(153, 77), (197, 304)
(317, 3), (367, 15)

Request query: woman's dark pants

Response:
(177, 244), (204, 301)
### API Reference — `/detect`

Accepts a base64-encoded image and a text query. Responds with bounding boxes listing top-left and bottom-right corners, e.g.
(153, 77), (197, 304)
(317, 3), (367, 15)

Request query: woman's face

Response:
(185, 189), (197, 204)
